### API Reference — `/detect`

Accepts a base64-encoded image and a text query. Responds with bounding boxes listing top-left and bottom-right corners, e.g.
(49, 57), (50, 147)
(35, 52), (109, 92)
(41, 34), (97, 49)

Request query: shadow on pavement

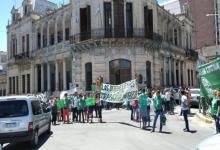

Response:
(3, 131), (53, 150)
(189, 130), (197, 134)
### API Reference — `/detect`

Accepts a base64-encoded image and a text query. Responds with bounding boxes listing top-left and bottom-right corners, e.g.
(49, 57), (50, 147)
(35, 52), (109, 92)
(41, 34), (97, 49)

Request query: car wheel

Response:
(30, 130), (38, 148)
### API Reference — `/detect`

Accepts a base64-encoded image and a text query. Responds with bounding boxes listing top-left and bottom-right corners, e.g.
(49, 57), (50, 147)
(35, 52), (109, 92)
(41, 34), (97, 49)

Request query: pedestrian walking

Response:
(181, 90), (190, 132)
(77, 94), (85, 123)
(51, 98), (58, 125)
(63, 93), (71, 123)
(139, 89), (150, 129)
(152, 90), (165, 133)
(211, 90), (220, 134)
(96, 93), (103, 123)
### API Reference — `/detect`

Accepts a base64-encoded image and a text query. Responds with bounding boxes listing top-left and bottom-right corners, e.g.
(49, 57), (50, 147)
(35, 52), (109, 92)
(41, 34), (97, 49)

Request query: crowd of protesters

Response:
(126, 87), (198, 133)
(50, 92), (103, 125)
(47, 86), (220, 135)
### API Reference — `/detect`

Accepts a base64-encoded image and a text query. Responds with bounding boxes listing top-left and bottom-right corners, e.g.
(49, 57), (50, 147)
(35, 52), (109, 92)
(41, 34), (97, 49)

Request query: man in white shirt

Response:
(165, 90), (171, 113)
(181, 90), (190, 132)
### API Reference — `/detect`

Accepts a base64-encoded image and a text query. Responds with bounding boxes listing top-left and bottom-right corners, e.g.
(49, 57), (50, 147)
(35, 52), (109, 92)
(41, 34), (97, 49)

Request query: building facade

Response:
(7, 0), (198, 95)
(167, 0), (219, 61)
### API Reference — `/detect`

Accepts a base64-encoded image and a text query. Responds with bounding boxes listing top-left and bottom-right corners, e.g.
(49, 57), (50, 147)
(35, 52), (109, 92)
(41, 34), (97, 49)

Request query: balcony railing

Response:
(70, 28), (162, 44)
(14, 51), (30, 60)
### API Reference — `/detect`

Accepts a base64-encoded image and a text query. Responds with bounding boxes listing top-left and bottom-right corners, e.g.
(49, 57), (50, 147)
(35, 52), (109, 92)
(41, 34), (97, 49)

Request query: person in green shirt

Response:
(139, 89), (150, 129)
(56, 97), (64, 122)
(63, 93), (71, 123)
(211, 90), (220, 134)
(152, 90), (165, 133)
(77, 94), (85, 123)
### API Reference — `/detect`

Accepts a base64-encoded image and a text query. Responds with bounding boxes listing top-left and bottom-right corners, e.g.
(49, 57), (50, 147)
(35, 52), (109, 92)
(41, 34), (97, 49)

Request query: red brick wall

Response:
(180, 0), (216, 49)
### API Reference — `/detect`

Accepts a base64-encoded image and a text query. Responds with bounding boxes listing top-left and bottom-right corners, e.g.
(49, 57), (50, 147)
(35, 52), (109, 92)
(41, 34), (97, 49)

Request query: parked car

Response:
(196, 134), (220, 150)
(162, 87), (181, 105)
(190, 88), (200, 108)
(0, 96), (51, 148)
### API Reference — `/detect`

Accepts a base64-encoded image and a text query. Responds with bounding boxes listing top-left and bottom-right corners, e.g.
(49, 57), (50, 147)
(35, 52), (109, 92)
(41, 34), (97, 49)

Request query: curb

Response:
(196, 113), (214, 124)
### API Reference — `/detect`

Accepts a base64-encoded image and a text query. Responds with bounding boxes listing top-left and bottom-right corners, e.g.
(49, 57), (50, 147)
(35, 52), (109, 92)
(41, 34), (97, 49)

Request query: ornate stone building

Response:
(7, 0), (198, 95)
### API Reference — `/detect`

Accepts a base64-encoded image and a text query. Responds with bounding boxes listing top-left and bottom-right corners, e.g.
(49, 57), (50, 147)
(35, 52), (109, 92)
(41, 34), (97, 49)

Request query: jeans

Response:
(130, 107), (134, 120)
(152, 109), (163, 132)
(77, 109), (84, 123)
(72, 107), (78, 122)
(213, 115), (220, 134)
(182, 109), (189, 131)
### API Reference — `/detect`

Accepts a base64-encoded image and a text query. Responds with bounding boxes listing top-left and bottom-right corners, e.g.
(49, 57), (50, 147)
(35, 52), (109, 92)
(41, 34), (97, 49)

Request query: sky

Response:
(0, 0), (170, 52)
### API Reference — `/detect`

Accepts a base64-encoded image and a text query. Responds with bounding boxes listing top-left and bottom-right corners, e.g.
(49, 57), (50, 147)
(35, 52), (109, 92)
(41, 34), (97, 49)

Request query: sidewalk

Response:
(175, 106), (214, 124)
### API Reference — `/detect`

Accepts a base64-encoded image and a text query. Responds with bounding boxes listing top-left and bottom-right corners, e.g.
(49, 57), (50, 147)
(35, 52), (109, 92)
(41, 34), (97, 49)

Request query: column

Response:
(173, 59), (177, 86)
(30, 64), (35, 94)
(178, 60), (181, 86)
(189, 69), (192, 88)
(62, 16), (66, 41)
(163, 56), (167, 87)
(47, 63), (51, 92)
(55, 20), (58, 44)
(63, 59), (67, 90)
(40, 27), (43, 48)
(41, 64), (44, 92)
(34, 66), (38, 93)
(47, 24), (50, 46)
(15, 76), (17, 94)
(169, 58), (172, 86)
(184, 62), (188, 87)
(55, 61), (59, 91)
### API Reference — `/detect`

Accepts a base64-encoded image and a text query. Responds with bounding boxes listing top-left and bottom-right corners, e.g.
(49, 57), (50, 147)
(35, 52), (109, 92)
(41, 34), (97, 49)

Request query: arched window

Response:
(146, 61), (151, 88)
(85, 63), (92, 91)
(109, 59), (131, 85)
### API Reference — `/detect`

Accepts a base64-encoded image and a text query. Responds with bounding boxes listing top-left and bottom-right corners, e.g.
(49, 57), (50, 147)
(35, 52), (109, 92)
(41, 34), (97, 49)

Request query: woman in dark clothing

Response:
(96, 93), (102, 123)
(51, 99), (58, 125)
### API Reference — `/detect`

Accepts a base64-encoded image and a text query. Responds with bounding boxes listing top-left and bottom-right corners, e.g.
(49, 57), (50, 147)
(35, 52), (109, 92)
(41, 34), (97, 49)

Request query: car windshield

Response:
(0, 100), (29, 118)
(191, 90), (200, 94)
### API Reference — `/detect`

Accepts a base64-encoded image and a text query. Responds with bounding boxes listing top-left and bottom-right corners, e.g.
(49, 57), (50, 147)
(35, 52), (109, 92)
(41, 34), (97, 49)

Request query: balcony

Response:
(32, 41), (71, 58)
(70, 28), (160, 43)
(70, 28), (166, 52)
(185, 49), (199, 60)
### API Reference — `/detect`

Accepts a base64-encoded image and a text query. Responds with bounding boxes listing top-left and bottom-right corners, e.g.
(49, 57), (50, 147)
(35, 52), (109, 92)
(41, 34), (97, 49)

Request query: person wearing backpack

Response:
(139, 89), (150, 129)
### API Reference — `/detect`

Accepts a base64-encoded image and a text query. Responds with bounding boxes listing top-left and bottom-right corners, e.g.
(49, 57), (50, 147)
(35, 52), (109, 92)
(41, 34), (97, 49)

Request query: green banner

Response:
(198, 58), (220, 99)
(100, 80), (138, 103)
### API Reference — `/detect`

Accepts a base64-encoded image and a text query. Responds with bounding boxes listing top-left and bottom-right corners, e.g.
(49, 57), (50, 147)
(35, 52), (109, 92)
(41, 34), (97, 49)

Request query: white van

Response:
(0, 96), (51, 148)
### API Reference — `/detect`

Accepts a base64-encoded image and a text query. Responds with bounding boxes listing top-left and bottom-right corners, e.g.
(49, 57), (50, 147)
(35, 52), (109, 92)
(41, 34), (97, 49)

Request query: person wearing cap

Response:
(181, 90), (190, 132)
(211, 90), (220, 134)
(152, 90), (165, 133)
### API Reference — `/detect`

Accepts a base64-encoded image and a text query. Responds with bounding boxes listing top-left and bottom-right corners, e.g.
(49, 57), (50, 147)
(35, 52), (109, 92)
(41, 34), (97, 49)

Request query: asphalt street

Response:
(3, 107), (214, 150)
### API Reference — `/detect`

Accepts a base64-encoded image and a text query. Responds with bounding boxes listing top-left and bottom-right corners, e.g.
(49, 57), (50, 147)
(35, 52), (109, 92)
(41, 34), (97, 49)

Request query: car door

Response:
(42, 102), (51, 133)
(31, 100), (44, 135)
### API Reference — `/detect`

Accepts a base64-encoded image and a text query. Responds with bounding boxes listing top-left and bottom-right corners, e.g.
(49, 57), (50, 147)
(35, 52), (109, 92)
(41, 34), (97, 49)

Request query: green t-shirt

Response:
(57, 99), (64, 109)
(139, 93), (149, 109)
(86, 97), (95, 106)
(211, 98), (219, 116)
(77, 98), (85, 110)
(153, 96), (164, 110)
(63, 97), (71, 109)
